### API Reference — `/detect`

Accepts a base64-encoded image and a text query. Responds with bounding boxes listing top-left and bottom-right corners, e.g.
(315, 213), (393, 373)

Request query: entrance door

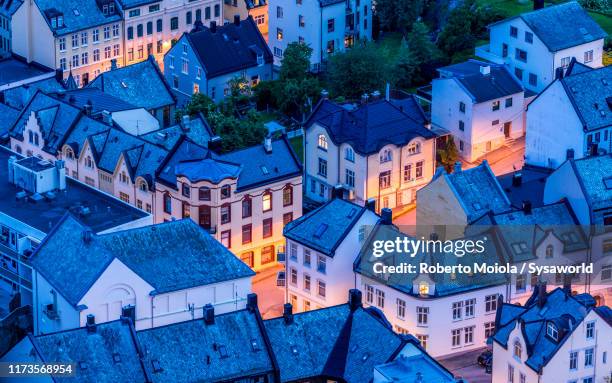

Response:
(504, 122), (512, 138)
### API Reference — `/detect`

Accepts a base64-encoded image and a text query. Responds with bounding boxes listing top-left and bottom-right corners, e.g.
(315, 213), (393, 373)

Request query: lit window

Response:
(262, 192), (272, 212)
(317, 134), (328, 150)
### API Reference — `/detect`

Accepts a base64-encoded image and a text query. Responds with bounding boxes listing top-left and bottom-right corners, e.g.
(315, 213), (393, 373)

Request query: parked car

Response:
(478, 349), (492, 368)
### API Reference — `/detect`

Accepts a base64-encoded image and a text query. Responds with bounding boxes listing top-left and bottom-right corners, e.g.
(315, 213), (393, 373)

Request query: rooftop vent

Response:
(86, 314), (96, 333)
(9, 157), (66, 195)
(203, 303), (214, 325)
(480, 65), (491, 75)
(283, 303), (293, 325)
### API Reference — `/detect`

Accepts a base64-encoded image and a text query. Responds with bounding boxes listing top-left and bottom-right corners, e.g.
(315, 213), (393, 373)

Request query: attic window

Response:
(260, 166), (269, 175)
(347, 208), (357, 218)
(604, 177), (612, 190)
(112, 353), (121, 363)
(72, 9), (80, 16)
(473, 202), (482, 210)
(362, 353), (370, 362)
(511, 242), (528, 254)
(250, 338), (260, 351)
(313, 223), (328, 239)
(121, 81), (128, 88)
(546, 322), (558, 341)
(218, 345), (229, 358)
(561, 232), (579, 244)
(151, 359), (163, 373)
(290, 345), (298, 355)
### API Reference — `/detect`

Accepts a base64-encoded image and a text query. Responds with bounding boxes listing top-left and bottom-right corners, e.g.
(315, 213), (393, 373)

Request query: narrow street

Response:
(462, 137), (525, 176)
(252, 265), (285, 319)
(438, 347), (492, 383)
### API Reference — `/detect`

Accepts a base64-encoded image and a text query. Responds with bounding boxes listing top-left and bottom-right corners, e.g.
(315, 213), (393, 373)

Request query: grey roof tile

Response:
(561, 65), (612, 131)
(3, 77), (66, 109)
(35, 0), (122, 35)
(571, 154), (612, 211)
(0, 102), (19, 138)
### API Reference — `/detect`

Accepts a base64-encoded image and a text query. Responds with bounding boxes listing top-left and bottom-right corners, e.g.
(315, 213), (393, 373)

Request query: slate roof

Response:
(140, 114), (213, 150)
(0, 56), (55, 87)
(560, 65), (612, 131)
(441, 161), (512, 222)
(51, 88), (139, 114)
(374, 351), (457, 383)
(31, 215), (254, 306)
(355, 223), (508, 297)
(388, 93), (429, 125)
(30, 319), (148, 383)
(571, 154), (612, 211)
(137, 309), (274, 382)
(0, 102), (19, 139)
(88, 57), (175, 110)
(305, 99), (436, 156)
(497, 166), (552, 208)
(9, 91), (83, 154)
(35, 0), (122, 36)
(511, 1), (607, 52)
(437, 60), (524, 103)
(157, 138), (210, 186)
(185, 16), (273, 79)
(0, 0), (23, 17)
(263, 303), (405, 383)
(0, 146), (147, 234)
(116, 0), (158, 9)
(284, 198), (370, 256)
(2, 77), (66, 109)
(175, 158), (242, 183)
(492, 288), (606, 372)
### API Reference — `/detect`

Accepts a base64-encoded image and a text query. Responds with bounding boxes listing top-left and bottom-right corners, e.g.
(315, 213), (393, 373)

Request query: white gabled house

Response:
(475, 1), (607, 92)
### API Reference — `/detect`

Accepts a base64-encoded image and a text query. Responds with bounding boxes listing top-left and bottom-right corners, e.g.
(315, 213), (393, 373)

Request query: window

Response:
(379, 171), (391, 189)
(326, 40), (334, 54)
(119, 192), (130, 203)
(276, 6), (283, 18)
(170, 17), (178, 30)
(205, 7), (211, 19)
(452, 329), (462, 347)
(584, 50), (593, 63)
(492, 100), (500, 111)
(561, 56), (571, 68)
(452, 301), (463, 320)
(513, 340), (522, 359)
(219, 230), (231, 248)
(104, 26), (110, 40)
(290, 267), (297, 285)
(516, 274), (526, 291)
(186, 11), (192, 24)
(241, 197), (252, 218)
(529, 73), (537, 87)
(345, 147), (354, 162)
(303, 274), (311, 291)
(318, 158), (327, 177)
(570, 351), (578, 370)
(181, 58), (189, 74)
(214, 4), (220, 17)
(602, 265), (612, 281)
(303, 249), (311, 267)
(465, 298), (475, 318)
(59, 37), (66, 51)
(546, 322), (558, 340)
(273, 47), (283, 58)
(505, 97), (513, 108)
(525, 31), (533, 43)
(72, 55), (79, 68)
(299, 15), (305, 27)
(327, 18), (335, 32)
(220, 185), (231, 199)
(403, 164), (412, 182)
(104, 46), (111, 59)
(407, 142), (420, 155)
(317, 280), (326, 298)
(485, 322), (495, 338)
(508, 364), (514, 383)
(262, 218), (273, 238)
(397, 299), (406, 319)
(262, 192), (272, 212)
(376, 289), (385, 308)
(465, 326), (474, 345)
(365, 285), (374, 303)
(283, 212), (293, 226)
(195, 187), (210, 201)
(345, 169), (355, 187)
(317, 134), (328, 150)
(72, 33), (79, 48)
(380, 149), (392, 163)
(242, 224), (252, 244)
(112, 24), (119, 37)
(585, 348), (594, 367)
(283, 186), (293, 206)
(459, 101), (465, 113)
(417, 307), (429, 325)
(515, 67), (523, 80)
(416, 334), (428, 350)
(127, 26), (134, 40)
(415, 161), (423, 179)
(163, 194), (172, 213)
(485, 294), (498, 313)
(317, 255), (326, 274)
(515, 48), (527, 62)
(261, 245), (275, 264)
(220, 204), (231, 224)
(276, 28), (283, 41)
(459, 120), (465, 131)
(510, 26), (518, 37)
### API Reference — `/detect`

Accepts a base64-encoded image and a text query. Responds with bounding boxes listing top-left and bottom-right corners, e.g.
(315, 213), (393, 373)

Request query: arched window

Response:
(283, 185), (293, 207)
(163, 193), (172, 214)
(513, 340), (522, 359)
(85, 155), (94, 168)
(317, 134), (328, 150)
(262, 191), (272, 212)
(120, 171), (128, 183)
(407, 142), (421, 155)
(138, 179), (148, 192)
(380, 149), (392, 163)
(198, 186), (211, 201)
(64, 147), (74, 160)
(345, 147), (354, 162)
(220, 185), (231, 199)
(545, 244), (554, 258)
(419, 281), (429, 296)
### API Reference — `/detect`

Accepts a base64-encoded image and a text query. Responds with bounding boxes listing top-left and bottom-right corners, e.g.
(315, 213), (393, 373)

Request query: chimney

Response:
(332, 184), (345, 200)
(86, 314), (96, 333)
(381, 208), (392, 225)
(263, 135), (272, 153)
(110, 59), (117, 71)
(370, 90), (381, 101)
(320, 89), (329, 100)
(203, 303), (214, 325)
(537, 282), (547, 308)
(533, 0), (544, 10)
(55, 160), (66, 190)
(480, 65), (491, 76)
(360, 93), (369, 105)
(283, 303), (293, 325)
(555, 67), (564, 80)
(522, 200), (532, 215)
(566, 149), (574, 160)
(181, 114), (191, 132)
(563, 275), (572, 297)
(348, 289), (362, 311)
(208, 136), (223, 153)
(55, 68), (64, 82)
(8, 156), (16, 184)
(512, 172), (523, 187)
(83, 102), (93, 116)
(365, 198), (376, 212)
(246, 293), (258, 312)
(234, 14), (240, 26)
(102, 110), (113, 125)
(385, 83), (390, 101)
(210, 20), (217, 33)
(82, 230), (93, 244)
(453, 161), (462, 173)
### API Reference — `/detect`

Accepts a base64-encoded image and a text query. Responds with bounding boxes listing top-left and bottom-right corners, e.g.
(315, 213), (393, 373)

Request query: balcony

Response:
(474, 43), (505, 65)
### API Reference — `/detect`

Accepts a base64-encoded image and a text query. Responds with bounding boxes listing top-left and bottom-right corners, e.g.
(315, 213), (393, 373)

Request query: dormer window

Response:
(419, 281), (429, 296)
(513, 339), (522, 359)
(546, 322), (558, 341)
(380, 149), (392, 163)
(317, 134), (328, 150)
(257, 53), (263, 66)
(50, 14), (64, 29)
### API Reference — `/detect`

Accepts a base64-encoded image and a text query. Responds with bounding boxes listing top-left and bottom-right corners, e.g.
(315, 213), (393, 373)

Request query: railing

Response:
(474, 43), (505, 64)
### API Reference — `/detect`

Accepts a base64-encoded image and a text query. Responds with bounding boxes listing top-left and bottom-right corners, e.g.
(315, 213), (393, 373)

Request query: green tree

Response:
(327, 42), (391, 99)
(280, 42), (313, 81)
(436, 1), (476, 56)
(277, 77), (321, 120)
(375, 0), (425, 32)
(437, 138), (459, 173)
(392, 21), (439, 88)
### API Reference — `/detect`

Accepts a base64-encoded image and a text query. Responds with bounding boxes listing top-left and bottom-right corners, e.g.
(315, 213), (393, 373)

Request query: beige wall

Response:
(416, 174), (468, 239)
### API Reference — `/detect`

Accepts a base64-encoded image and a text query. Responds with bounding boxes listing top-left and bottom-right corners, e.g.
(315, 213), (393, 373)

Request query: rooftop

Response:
(437, 59), (524, 103)
(51, 88), (139, 114)
(374, 350), (456, 383)
(560, 65), (612, 131)
(185, 17), (273, 79)
(0, 102), (19, 140)
(0, 0), (23, 17)
(503, 1), (608, 52)
(497, 166), (552, 208)
(2, 77), (66, 109)
(35, 0), (122, 36)
(571, 154), (612, 211)
(31, 215), (254, 306)
(306, 99), (436, 156)
(0, 56), (54, 88)
(284, 198), (370, 256)
(140, 114), (213, 150)
(0, 146), (147, 234)
(88, 57), (175, 110)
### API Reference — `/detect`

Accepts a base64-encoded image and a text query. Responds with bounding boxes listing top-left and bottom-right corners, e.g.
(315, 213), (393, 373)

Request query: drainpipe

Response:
(150, 294), (154, 328)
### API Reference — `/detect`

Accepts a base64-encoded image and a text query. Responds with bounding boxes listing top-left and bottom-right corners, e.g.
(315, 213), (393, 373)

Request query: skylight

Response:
(604, 177), (612, 190)
(72, 8), (80, 16)
(261, 165), (269, 175)
(313, 223), (328, 239)
(218, 345), (229, 358)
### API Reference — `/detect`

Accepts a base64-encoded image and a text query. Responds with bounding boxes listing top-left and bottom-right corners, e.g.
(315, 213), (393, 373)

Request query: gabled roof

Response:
(559, 65), (612, 131)
(137, 309), (275, 382)
(263, 303), (405, 383)
(0, 0), (23, 17)
(52, 88), (139, 114)
(30, 319), (149, 383)
(437, 59), (524, 103)
(441, 161), (512, 222)
(0, 102), (19, 139)
(570, 154), (612, 211)
(88, 57), (175, 110)
(140, 114), (213, 150)
(492, 288), (605, 372)
(515, 1), (606, 52)
(175, 158), (241, 183)
(184, 17), (273, 79)
(31, 215), (254, 306)
(3, 76), (65, 109)
(305, 99), (436, 156)
(284, 198), (371, 257)
(34, 0), (122, 36)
